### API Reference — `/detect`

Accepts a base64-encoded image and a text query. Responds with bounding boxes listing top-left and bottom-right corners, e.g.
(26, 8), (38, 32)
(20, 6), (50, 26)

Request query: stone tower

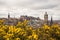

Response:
(44, 12), (48, 25)
(8, 13), (10, 20)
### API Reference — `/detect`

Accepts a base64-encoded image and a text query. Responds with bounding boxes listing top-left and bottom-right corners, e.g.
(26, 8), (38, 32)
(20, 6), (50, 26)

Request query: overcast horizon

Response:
(0, 0), (60, 20)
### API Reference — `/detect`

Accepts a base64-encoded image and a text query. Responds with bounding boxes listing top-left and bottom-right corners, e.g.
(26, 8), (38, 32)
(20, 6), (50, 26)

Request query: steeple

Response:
(8, 13), (10, 20)
(8, 13), (10, 19)
(44, 12), (48, 25)
(50, 16), (53, 26)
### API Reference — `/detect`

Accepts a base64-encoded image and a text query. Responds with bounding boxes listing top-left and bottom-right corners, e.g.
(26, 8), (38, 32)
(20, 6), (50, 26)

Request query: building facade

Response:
(44, 12), (48, 25)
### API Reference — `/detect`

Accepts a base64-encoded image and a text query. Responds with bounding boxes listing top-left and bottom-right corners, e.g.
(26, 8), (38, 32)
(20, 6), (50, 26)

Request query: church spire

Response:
(50, 16), (53, 26)
(8, 13), (10, 19)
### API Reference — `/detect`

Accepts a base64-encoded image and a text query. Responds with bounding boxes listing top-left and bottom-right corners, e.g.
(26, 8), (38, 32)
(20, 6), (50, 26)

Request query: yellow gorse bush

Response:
(0, 20), (60, 40)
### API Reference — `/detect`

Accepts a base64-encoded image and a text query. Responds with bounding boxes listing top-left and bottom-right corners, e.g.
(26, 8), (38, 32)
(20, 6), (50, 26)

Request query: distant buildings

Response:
(0, 13), (18, 25)
(0, 12), (60, 27)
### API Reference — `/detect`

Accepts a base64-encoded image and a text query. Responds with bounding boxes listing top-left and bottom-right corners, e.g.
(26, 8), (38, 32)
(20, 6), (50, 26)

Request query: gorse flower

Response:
(0, 20), (60, 40)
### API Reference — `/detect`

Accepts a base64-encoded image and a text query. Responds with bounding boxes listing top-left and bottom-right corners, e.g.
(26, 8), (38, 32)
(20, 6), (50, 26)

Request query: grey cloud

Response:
(16, 0), (60, 10)
(30, 5), (58, 10)
(16, 0), (48, 7)
(0, 14), (7, 16)
(32, 0), (48, 2)
(0, 0), (6, 5)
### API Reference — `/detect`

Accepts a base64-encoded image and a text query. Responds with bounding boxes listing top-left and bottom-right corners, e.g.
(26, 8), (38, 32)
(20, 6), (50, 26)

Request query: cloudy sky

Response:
(0, 0), (60, 20)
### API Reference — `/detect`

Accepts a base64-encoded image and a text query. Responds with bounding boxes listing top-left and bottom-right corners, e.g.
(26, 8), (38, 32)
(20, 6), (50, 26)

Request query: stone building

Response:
(44, 12), (48, 25)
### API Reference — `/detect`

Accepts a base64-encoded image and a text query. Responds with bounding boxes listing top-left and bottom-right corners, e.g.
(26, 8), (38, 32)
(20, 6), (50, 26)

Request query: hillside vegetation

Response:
(0, 20), (60, 40)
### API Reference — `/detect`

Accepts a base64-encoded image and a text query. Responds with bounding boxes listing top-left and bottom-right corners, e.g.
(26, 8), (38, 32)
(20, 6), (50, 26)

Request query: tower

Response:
(44, 12), (48, 25)
(50, 16), (53, 26)
(8, 13), (10, 19)
(8, 13), (10, 21)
